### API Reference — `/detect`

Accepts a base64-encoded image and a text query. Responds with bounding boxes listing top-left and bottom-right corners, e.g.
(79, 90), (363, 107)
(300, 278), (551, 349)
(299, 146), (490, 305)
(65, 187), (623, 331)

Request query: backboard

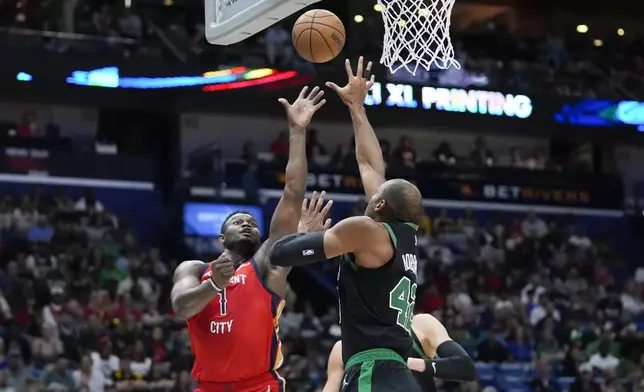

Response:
(205, 0), (323, 45)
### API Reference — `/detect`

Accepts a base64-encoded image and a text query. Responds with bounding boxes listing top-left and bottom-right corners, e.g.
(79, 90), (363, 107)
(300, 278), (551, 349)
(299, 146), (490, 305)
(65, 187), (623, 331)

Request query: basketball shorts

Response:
(341, 349), (421, 392)
(194, 371), (285, 392)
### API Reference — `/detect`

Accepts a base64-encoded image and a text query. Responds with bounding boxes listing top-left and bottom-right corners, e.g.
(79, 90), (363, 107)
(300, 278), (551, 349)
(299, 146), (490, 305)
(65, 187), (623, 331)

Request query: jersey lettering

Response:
(402, 253), (418, 276)
(388, 276), (417, 332)
(210, 319), (234, 334)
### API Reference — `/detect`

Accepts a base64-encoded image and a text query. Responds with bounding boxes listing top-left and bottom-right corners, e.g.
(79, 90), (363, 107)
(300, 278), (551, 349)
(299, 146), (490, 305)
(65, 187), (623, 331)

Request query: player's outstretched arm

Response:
(269, 215), (391, 268)
(255, 86), (327, 296)
(327, 57), (385, 199)
(323, 341), (345, 392)
(409, 314), (477, 382)
(171, 258), (234, 320)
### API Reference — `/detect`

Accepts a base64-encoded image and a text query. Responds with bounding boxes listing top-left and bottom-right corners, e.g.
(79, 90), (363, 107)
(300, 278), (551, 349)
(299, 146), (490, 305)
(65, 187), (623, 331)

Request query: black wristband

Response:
(269, 231), (327, 267)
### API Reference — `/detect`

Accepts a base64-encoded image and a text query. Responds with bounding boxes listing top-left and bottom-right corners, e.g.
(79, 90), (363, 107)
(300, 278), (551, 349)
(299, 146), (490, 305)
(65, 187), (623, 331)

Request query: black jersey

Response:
(337, 221), (419, 363)
(411, 330), (437, 392)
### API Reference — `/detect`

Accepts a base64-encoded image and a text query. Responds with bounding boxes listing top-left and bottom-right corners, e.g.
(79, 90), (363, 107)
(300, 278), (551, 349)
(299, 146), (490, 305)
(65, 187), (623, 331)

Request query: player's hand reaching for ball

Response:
(326, 56), (375, 109)
(278, 86), (326, 131)
(210, 254), (235, 290)
(298, 191), (333, 233)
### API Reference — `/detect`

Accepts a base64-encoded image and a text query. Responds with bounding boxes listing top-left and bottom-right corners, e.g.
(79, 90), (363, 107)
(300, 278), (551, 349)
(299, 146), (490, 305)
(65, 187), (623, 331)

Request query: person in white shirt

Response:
(74, 355), (105, 392)
(620, 281), (644, 315)
(521, 211), (549, 239)
(529, 296), (561, 326)
(588, 341), (619, 373)
(568, 227), (593, 251)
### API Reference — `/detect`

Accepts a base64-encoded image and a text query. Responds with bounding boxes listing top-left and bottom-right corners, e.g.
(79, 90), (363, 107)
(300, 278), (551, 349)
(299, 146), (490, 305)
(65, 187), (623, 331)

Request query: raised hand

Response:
(210, 254), (235, 290)
(326, 56), (376, 108)
(278, 86), (327, 131)
(298, 191), (333, 233)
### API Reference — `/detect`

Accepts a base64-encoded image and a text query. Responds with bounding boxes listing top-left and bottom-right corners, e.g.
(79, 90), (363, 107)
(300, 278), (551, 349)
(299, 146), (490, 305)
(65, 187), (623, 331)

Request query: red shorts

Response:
(195, 371), (285, 392)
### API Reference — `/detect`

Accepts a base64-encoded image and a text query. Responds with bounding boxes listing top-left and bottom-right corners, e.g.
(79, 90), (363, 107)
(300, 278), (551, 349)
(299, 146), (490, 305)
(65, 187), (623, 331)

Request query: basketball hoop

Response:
(377, 0), (460, 74)
(205, 0), (322, 45)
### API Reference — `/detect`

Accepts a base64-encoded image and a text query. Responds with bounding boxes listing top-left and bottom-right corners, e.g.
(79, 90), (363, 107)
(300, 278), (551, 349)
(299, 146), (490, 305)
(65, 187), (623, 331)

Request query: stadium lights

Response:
(617, 28), (625, 36)
(576, 24), (588, 33)
(354, 15), (364, 23)
(374, 4), (382, 11)
(593, 39), (603, 47)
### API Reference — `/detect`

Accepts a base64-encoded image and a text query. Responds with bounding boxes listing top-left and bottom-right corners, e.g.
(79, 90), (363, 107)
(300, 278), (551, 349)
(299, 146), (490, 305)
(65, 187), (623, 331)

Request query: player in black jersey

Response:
(322, 314), (476, 392)
(269, 57), (442, 392)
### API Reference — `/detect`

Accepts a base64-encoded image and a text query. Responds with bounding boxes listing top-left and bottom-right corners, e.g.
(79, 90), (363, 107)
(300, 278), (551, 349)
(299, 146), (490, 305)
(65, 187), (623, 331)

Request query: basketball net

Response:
(378, 0), (460, 75)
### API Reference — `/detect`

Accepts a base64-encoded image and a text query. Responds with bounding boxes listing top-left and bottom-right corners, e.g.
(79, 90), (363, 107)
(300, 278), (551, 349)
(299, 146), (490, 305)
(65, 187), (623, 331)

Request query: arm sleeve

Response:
(269, 232), (328, 267)
(424, 341), (476, 382)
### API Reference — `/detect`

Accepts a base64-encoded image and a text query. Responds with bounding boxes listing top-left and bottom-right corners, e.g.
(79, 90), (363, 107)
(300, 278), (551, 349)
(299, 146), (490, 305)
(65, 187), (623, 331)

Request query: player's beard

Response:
(226, 237), (260, 261)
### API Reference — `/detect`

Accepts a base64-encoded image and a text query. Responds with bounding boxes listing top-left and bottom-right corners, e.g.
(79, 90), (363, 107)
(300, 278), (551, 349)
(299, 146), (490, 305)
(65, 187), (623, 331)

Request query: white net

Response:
(378, 0), (460, 75)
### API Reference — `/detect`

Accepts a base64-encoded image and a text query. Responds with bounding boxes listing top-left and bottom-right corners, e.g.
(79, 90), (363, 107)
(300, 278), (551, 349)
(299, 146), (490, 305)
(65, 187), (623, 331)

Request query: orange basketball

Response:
(292, 9), (346, 63)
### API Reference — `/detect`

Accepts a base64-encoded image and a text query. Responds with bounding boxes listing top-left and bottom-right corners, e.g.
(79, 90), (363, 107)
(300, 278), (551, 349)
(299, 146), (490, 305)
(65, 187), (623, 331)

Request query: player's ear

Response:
(374, 199), (386, 212)
(219, 233), (225, 245)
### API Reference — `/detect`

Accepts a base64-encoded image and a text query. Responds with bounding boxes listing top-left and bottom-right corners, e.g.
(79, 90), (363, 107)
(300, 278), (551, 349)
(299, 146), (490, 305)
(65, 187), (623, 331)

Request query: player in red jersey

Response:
(171, 85), (331, 392)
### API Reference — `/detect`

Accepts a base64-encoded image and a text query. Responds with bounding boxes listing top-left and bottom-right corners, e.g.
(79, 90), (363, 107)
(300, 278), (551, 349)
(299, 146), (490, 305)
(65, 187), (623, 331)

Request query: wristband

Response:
(209, 277), (223, 292)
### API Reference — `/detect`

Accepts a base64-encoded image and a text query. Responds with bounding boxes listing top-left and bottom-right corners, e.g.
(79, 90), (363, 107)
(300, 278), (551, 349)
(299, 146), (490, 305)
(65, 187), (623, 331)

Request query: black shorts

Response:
(341, 349), (420, 392)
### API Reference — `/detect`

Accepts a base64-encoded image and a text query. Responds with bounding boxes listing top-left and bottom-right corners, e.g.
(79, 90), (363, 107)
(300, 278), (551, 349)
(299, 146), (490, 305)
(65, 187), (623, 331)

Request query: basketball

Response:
(292, 9), (345, 63)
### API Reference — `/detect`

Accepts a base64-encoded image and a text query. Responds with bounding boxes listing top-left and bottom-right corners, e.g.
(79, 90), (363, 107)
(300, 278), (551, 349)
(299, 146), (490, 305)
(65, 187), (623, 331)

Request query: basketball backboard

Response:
(205, 0), (323, 45)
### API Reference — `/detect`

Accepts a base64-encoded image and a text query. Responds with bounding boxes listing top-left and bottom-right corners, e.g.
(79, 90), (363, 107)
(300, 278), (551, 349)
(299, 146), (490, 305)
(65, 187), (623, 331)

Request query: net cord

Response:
(377, 0), (461, 75)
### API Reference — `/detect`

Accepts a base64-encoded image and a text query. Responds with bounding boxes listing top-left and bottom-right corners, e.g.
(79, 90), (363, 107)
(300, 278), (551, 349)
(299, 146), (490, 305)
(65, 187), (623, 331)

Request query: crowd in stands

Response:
(252, 132), (561, 171)
(0, 187), (195, 391)
(3, 0), (644, 98)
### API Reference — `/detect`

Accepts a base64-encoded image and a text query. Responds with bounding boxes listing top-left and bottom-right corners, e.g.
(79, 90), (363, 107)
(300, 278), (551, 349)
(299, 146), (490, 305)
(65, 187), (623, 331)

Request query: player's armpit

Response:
(323, 341), (344, 392)
(171, 260), (219, 320)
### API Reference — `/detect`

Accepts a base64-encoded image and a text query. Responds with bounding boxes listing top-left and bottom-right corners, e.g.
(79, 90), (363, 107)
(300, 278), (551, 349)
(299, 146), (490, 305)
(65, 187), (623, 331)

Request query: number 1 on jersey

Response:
(389, 277), (417, 333)
(219, 289), (228, 315)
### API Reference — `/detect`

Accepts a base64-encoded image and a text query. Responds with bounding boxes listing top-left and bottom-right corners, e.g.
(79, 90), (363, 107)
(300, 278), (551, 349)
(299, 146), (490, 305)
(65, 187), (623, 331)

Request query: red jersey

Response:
(187, 259), (285, 385)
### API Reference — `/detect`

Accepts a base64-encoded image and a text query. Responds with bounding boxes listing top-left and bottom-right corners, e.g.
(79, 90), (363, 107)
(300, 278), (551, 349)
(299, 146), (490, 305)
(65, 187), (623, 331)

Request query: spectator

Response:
(32, 325), (64, 365)
(118, 8), (142, 40)
(470, 137), (494, 167)
(42, 355), (76, 391)
(477, 333), (510, 363)
(241, 141), (258, 163)
(588, 340), (620, 373)
(26, 216), (54, 243)
(73, 355), (105, 392)
(530, 295), (561, 326)
(306, 129), (326, 157)
(569, 363), (601, 392)
(529, 360), (560, 392)
(242, 163), (260, 204)
(505, 326), (533, 362)
(568, 227), (593, 251)
(265, 24), (293, 66)
(536, 328), (564, 363)
(91, 340), (120, 382)
(509, 147), (526, 168)
(74, 189), (105, 213)
(300, 302), (323, 340)
(6, 348), (32, 391)
(18, 111), (38, 137)
(392, 136), (417, 165)
(527, 147), (549, 170)
(434, 141), (457, 165)
(269, 131), (289, 160)
(92, 5), (114, 36)
(620, 280), (644, 315)
(521, 211), (549, 239)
